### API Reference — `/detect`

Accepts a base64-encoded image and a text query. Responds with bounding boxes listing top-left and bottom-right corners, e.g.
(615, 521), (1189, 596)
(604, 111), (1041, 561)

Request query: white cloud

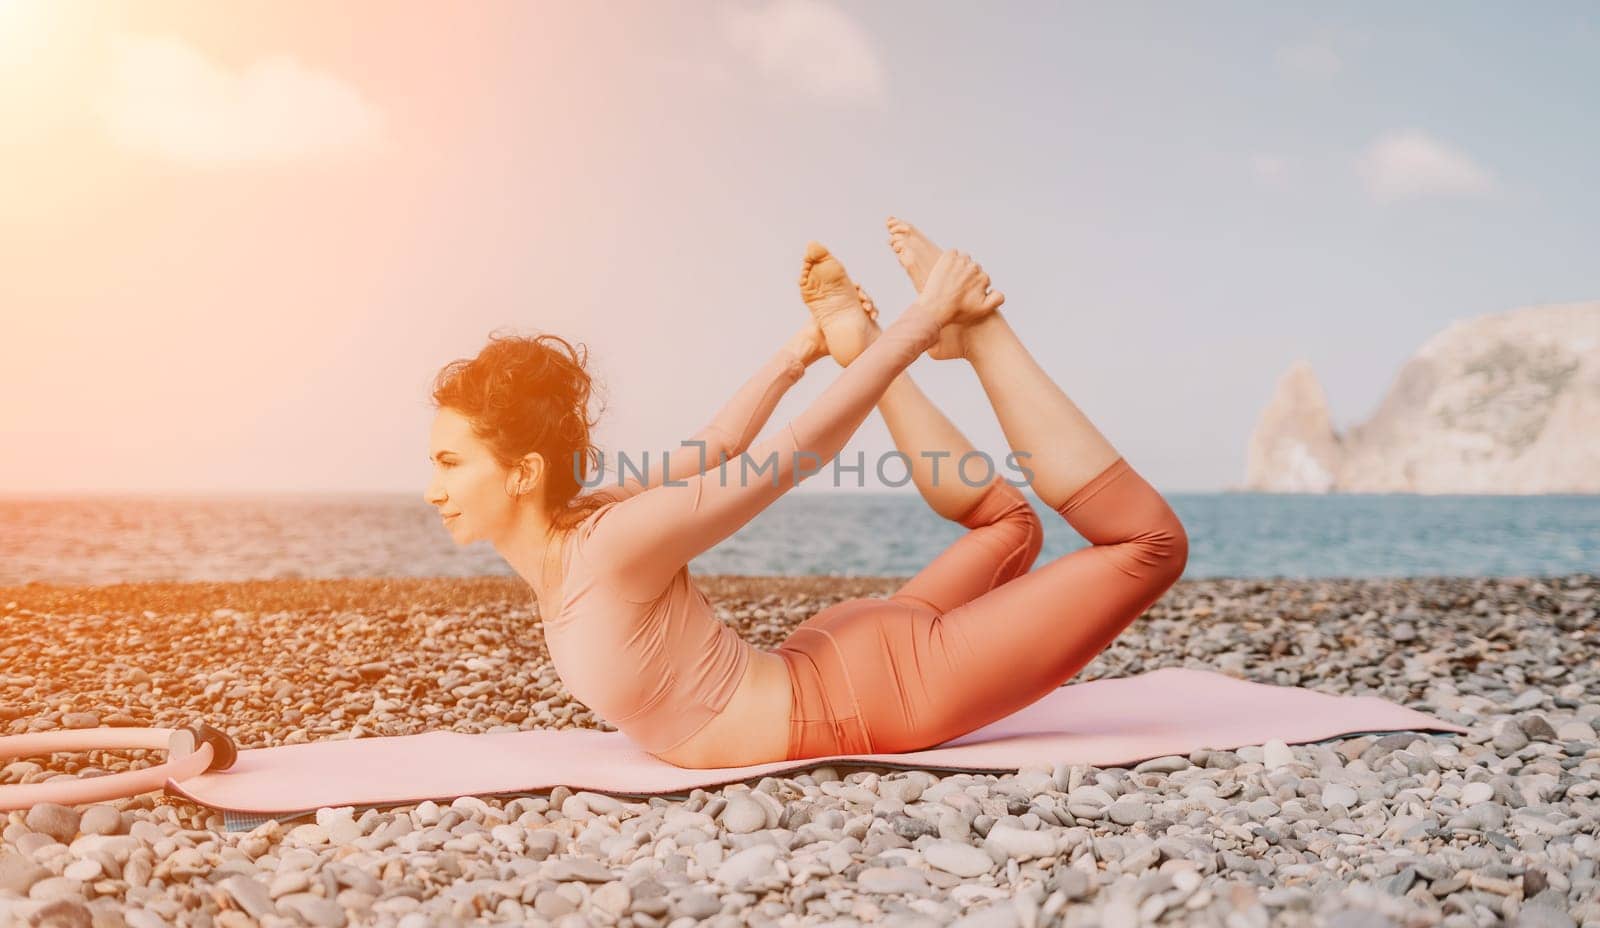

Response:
(718, 0), (888, 107)
(1357, 129), (1496, 202)
(1275, 43), (1342, 79)
(1251, 154), (1289, 187)
(101, 34), (383, 167)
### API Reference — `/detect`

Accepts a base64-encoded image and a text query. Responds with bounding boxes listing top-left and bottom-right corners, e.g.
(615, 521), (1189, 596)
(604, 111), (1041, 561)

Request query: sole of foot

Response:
(798, 241), (878, 366)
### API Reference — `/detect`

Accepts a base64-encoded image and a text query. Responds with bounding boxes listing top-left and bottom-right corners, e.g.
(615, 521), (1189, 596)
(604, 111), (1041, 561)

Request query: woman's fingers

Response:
(981, 290), (1006, 313)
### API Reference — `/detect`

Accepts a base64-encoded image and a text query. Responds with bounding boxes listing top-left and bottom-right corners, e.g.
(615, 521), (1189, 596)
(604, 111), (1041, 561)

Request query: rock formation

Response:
(1245, 301), (1599, 494)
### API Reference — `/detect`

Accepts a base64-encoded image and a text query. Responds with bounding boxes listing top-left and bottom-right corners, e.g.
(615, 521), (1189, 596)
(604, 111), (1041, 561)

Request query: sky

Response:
(3, 1), (1598, 496)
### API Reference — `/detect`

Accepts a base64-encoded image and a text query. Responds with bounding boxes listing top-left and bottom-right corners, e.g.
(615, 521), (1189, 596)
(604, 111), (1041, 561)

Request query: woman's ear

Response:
(510, 452), (547, 497)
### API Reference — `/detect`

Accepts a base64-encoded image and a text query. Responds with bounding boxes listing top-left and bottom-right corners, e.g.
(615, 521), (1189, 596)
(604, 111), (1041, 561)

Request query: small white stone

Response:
(413, 800), (442, 826)
(450, 795), (492, 819)
(62, 858), (102, 882)
(27, 876), (84, 903)
(573, 791), (622, 816)
(315, 806), (354, 829)
(984, 824), (1055, 861)
(1321, 784), (1359, 808)
(1067, 785), (1114, 806)
(490, 824), (525, 849)
(316, 807), (361, 844)
(287, 824), (329, 845)
(1460, 781), (1495, 805)
(714, 844), (779, 888)
(720, 794), (766, 834)
(1100, 898), (1141, 928)
(1557, 721), (1595, 741)
(1172, 869), (1201, 894)
(924, 840), (995, 877)
(1262, 739), (1296, 770)
(590, 882), (631, 918)
(125, 911), (170, 928)
(270, 869), (312, 899)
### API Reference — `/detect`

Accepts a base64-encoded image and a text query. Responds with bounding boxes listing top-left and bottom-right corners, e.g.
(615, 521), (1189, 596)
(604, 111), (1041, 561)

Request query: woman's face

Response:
(425, 408), (529, 544)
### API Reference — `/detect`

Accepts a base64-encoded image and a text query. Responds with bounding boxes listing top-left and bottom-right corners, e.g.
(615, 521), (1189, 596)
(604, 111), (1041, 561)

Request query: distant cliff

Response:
(1245, 301), (1600, 494)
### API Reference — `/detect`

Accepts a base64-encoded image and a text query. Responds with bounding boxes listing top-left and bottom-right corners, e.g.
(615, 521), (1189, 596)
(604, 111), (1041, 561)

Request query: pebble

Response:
(714, 843), (779, 888)
(542, 857), (612, 883)
(25, 804), (80, 844)
(1322, 783), (1359, 808)
(1, 574), (1596, 928)
(719, 792), (766, 834)
(61, 858), (101, 881)
(925, 840), (996, 877)
(77, 805), (121, 836)
(1262, 739), (1297, 770)
(219, 874), (277, 920)
(0, 855), (50, 895)
(1107, 798), (1153, 825)
(984, 823), (1055, 860)
(28, 876), (84, 903)
(279, 892), (349, 927)
(857, 865), (930, 895)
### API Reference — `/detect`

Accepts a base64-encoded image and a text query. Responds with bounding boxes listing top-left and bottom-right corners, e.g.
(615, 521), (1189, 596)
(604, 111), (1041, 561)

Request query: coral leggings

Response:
(772, 455), (1189, 760)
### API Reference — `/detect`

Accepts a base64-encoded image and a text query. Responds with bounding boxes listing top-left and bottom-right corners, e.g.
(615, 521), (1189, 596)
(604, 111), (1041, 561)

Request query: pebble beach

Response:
(2, 573), (1596, 928)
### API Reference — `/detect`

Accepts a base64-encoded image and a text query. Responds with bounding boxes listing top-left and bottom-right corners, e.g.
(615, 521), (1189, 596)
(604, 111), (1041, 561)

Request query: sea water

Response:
(1, 491), (1594, 586)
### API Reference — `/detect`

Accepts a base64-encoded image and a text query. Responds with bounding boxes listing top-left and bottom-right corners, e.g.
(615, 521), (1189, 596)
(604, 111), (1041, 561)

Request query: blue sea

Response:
(0, 492), (1594, 587)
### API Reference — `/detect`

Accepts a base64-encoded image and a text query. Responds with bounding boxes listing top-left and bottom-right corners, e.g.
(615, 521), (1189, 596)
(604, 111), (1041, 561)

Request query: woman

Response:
(424, 218), (1189, 769)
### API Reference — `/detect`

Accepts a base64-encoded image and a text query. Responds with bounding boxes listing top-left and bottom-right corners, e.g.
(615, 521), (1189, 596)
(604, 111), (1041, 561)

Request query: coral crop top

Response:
(535, 307), (943, 755)
(541, 503), (755, 755)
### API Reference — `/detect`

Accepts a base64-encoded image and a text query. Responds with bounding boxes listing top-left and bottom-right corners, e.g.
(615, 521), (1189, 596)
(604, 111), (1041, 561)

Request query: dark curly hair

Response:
(429, 327), (613, 536)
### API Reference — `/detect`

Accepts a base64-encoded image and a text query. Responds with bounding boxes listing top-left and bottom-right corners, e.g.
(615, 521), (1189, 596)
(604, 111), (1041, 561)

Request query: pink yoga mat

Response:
(163, 668), (1470, 830)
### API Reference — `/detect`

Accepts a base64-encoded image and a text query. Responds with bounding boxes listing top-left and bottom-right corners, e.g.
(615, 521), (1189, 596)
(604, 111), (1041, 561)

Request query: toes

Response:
(800, 242), (829, 273)
(856, 285), (879, 319)
(799, 241), (830, 285)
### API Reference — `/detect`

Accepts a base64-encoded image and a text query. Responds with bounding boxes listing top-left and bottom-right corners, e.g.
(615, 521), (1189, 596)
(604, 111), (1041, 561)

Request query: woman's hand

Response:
(915, 249), (1005, 328)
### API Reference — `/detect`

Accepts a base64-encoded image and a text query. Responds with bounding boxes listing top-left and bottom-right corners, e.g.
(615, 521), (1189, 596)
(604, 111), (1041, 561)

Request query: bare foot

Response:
(798, 241), (878, 366)
(886, 217), (991, 361)
(887, 216), (943, 291)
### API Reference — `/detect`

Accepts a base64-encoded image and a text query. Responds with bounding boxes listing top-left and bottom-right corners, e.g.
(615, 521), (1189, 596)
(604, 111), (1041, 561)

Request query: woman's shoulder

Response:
(579, 488), (626, 517)
(568, 491), (626, 547)
(566, 491), (680, 605)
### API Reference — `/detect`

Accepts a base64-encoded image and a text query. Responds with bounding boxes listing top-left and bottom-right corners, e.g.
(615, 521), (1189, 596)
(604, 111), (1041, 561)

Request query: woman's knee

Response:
(1008, 506), (1046, 580)
(985, 488), (1045, 582)
(1123, 514), (1189, 589)
(1158, 518), (1189, 585)
(955, 477), (1032, 528)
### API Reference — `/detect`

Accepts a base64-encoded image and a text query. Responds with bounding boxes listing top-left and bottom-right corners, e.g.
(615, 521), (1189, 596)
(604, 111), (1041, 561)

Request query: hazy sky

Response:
(4, 1), (1597, 495)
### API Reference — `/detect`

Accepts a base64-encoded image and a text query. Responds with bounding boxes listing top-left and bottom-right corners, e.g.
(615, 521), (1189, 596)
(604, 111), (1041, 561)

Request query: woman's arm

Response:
(590, 327), (821, 503)
(583, 304), (944, 602)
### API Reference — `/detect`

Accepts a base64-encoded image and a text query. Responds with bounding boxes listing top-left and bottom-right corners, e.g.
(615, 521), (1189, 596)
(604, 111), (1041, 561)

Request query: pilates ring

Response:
(0, 722), (236, 812)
